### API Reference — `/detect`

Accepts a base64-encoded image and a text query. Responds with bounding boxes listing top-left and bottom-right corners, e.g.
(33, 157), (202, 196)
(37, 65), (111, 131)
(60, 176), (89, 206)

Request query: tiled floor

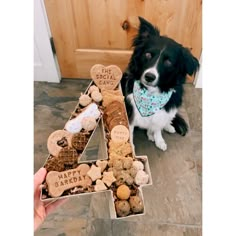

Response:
(34, 79), (202, 236)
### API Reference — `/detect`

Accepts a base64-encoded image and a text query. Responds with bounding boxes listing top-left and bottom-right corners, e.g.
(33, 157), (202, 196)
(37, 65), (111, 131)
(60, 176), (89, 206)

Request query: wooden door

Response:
(44, 0), (202, 81)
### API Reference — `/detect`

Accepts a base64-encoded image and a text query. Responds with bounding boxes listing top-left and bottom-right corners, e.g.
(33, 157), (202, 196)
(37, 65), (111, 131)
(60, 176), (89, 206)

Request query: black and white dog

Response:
(121, 17), (199, 151)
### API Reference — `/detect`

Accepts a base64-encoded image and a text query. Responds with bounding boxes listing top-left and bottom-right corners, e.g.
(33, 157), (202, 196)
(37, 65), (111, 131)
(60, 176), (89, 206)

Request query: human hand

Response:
(34, 167), (67, 231)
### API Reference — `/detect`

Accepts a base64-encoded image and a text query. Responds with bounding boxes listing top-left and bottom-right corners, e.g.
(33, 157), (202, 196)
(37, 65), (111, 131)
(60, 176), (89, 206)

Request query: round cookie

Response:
(116, 184), (131, 200)
(47, 130), (73, 157)
(44, 156), (64, 172)
(129, 196), (144, 213)
(115, 200), (130, 217)
(71, 132), (90, 151)
(58, 146), (79, 165)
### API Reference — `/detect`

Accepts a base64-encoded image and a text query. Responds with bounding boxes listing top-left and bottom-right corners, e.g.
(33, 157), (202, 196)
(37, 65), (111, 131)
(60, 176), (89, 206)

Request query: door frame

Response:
(34, 0), (60, 82)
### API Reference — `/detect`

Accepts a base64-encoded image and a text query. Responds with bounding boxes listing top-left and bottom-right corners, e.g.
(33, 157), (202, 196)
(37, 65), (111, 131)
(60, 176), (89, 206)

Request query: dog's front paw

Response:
(155, 139), (167, 151)
(164, 124), (176, 134)
(147, 130), (155, 142)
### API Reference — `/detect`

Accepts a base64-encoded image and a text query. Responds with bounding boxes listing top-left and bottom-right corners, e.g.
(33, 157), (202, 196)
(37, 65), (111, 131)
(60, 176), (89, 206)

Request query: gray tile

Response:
(34, 80), (202, 235)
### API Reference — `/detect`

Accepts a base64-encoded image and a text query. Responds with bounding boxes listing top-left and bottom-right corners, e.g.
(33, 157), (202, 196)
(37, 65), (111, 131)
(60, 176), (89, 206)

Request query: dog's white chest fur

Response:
(127, 93), (177, 151)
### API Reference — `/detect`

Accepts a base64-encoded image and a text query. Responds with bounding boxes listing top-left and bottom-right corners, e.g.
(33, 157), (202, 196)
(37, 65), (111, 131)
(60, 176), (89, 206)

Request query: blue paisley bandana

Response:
(133, 80), (173, 117)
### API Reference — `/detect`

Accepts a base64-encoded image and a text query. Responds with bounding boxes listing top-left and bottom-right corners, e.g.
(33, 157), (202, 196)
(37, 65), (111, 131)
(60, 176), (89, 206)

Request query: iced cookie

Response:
(94, 179), (107, 192)
(102, 171), (116, 187)
(47, 130), (73, 157)
(87, 165), (101, 181)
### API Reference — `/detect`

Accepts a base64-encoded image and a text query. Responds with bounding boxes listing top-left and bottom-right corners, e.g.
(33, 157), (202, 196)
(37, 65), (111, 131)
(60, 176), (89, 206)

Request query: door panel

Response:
(44, 0), (202, 81)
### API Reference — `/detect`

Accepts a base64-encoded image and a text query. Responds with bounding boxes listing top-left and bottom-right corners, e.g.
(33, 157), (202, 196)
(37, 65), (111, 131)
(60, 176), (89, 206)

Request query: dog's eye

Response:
(164, 59), (172, 67)
(145, 52), (152, 60)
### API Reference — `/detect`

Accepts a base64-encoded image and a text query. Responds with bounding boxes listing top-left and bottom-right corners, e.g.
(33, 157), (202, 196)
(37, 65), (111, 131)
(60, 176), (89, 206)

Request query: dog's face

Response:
(129, 17), (199, 92)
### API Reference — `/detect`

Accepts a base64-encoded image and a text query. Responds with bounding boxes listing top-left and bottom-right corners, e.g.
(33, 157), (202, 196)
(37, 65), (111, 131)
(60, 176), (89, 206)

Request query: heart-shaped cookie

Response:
(90, 64), (123, 90)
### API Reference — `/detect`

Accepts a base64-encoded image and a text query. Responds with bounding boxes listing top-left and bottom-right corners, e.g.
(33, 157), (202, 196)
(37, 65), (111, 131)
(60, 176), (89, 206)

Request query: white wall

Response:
(34, 0), (60, 82)
(194, 54), (202, 88)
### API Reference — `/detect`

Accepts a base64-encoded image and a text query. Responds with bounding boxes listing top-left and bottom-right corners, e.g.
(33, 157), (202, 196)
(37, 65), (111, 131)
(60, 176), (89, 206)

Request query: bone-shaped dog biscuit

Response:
(46, 166), (92, 197)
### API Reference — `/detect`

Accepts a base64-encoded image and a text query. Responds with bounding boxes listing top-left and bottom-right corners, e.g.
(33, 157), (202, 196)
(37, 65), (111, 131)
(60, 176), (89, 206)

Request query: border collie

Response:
(121, 17), (199, 152)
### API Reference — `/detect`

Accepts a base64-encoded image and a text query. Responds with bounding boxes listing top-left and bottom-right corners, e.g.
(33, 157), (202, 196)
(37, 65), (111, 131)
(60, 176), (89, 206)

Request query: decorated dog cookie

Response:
(46, 166), (92, 197)
(90, 64), (123, 90)
(111, 125), (130, 142)
(47, 130), (73, 157)
(65, 103), (101, 134)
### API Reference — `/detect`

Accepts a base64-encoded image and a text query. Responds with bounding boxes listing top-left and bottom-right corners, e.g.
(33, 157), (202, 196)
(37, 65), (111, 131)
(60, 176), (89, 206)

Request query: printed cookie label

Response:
(90, 64), (123, 90)
(111, 125), (130, 142)
(46, 166), (92, 197)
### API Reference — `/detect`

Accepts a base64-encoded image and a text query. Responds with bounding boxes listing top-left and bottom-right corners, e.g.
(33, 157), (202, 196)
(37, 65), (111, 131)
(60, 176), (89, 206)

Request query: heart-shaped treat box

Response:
(90, 64), (123, 90)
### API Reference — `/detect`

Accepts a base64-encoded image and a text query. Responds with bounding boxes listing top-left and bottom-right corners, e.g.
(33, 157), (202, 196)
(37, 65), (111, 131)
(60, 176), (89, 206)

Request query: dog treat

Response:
(47, 130), (73, 157)
(123, 157), (133, 170)
(88, 85), (99, 95)
(129, 167), (138, 178)
(129, 196), (144, 213)
(96, 160), (108, 172)
(91, 90), (103, 103)
(116, 184), (131, 200)
(132, 160), (144, 171)
(44, 156), (64, 172)
(71, 132), (90, 151)
(111, 125), (130, 142)
(101, 89), (124, 107)
(58, 146), (80, 165)
(134, 170), (149, 185)
(115, 172), (132, 186)
(81, 117), (97, 131)
(102, 171), (116, 187)
(77, 163), (90, 176)
(90, 64), (123, 90)
(87, 164), (102, 181)
(65, 103), (101, 133)
(94, 179), (107, 192)
(79, 94), (92, 107)
(115, 200), (130, 217)
(108, 141), (133, 157)
(46, 167), (92, 197)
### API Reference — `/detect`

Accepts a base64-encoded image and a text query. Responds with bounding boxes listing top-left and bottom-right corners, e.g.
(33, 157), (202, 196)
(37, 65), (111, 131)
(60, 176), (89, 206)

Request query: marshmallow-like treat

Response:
(88, 85), (99, 95)
(65, 103), (100, 134)
(134, 170), (149, 185)
(91, 90), (103, 103)
(81, 117), (97, 131)
(132, 160), (144, 171)
(79, 94), (92, 107)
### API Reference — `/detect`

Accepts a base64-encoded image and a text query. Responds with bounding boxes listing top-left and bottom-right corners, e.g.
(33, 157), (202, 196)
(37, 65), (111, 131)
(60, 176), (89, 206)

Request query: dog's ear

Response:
(181, 47), (200, 76)
(133, 17), (160, 46)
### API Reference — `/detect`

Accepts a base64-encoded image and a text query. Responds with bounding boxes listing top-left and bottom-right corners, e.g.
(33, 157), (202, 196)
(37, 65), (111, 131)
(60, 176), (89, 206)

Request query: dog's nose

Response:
(144, 72), (156, 82)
